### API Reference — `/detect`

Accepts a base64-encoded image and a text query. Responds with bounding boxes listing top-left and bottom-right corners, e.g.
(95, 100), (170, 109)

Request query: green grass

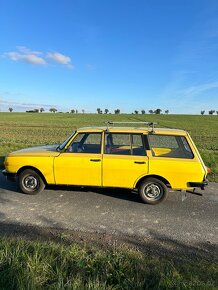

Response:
(0, 112), (217, 181)
(0, 237), (217, 290)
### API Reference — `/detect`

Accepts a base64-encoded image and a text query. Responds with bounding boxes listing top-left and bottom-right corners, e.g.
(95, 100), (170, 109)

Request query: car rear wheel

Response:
(19, 169), (45, 195)
(139, 177), (168, 205)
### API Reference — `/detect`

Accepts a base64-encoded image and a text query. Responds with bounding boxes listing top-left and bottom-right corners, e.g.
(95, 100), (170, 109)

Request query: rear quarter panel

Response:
(148, 155), (206, 189)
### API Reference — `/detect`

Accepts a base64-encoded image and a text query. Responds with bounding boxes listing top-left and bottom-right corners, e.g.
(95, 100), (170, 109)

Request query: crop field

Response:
(0, 112), (217, 181)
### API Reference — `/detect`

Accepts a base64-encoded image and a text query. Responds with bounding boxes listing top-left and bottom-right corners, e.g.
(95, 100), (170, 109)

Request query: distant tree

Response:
(82, 109), (85, 114)
(71, 109), (75, 113)
(76, 110), (78, 113)
(201, 110), (205, 115)
(149, 110), (154, 114)
(209, 110), (215, 115)
(216, 111), (218, 115)
(141, 110), (145, 114)
(104, 109), (109, 114)
(134, 110), (139, 114)
(34, 109), (39, 113)
(154, 108), (162, 114)
(8, 107), (13, 112)
(97, 108), (102, 114)
(114, 109), (120, 114)
(40, 108), (44, 113)
(165, 110), (169, 114)
(50, 108), (57, 113)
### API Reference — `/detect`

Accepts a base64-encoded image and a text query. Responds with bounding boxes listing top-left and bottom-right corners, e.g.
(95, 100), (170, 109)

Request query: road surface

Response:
(0, 170), (217, 256)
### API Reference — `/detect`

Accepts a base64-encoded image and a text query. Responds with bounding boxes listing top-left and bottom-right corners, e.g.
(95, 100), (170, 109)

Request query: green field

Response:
(0, 236), (217, 290)
(0, 112), (217, 181)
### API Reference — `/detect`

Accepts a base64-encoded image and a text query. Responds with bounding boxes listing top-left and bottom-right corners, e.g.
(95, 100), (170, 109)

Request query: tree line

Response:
(7, 107), (218, 115)
(7, 107), (170, 114)
(201, 110), (218, 115)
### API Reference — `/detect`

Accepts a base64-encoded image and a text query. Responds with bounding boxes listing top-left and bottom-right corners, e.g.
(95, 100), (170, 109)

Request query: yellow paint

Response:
(54, 153), (102, 186)
(4, 127), (208, 190)
(103, 154), (148, 187)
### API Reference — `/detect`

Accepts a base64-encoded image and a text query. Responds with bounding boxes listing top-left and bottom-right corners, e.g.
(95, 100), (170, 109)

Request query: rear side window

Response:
(105, 133), (145, 156)
(148, 135), (194, 159)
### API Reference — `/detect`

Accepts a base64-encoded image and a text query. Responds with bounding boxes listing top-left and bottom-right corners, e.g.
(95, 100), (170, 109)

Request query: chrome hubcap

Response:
(23, 175), (38, 190)
(144, 183), (162, 200)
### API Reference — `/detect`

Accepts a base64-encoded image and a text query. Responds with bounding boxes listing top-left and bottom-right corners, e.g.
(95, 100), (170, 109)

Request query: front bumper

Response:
(2, 169), (17, 182)
(189, 179), (208, 190)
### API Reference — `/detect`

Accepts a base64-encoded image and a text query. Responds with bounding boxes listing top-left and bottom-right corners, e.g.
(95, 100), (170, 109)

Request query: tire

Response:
(139, 178), (168, 205)
(19, 169), (45, 195)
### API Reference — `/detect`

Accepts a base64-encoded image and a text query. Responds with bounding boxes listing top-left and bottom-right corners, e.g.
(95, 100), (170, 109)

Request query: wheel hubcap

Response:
(23, 175), (38, 190)
(144, 183), (162, 201)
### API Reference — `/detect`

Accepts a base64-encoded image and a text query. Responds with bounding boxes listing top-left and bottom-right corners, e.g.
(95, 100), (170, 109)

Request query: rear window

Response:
(148, 135), (194, 159)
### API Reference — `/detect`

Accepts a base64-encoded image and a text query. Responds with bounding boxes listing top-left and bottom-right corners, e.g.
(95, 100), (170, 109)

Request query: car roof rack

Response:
(105, 121), (157, 132)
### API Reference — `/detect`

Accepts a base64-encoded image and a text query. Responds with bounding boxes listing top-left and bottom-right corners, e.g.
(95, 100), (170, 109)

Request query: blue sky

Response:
(0, 0), (218, 114)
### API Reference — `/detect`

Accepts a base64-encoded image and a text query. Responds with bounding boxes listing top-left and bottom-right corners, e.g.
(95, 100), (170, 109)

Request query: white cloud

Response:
(4, 46), (47, 65)
(46, 52), (73, 68)
(3, 46), (73, 68)
(177, 81), (218, 97)
(0, 98), (58, 112)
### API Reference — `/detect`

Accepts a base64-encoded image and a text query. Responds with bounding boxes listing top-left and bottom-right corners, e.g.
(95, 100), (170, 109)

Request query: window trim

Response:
(147, 134), (194, 159)
(66, 132), (103, 154)
(104, 132), (146, 156)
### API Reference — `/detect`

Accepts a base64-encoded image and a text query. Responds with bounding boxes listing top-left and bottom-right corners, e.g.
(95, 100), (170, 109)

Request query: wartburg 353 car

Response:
(3, 122), (209, 205)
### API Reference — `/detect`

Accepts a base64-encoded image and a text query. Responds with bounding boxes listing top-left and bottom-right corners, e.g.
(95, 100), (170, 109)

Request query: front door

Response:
(103, 133), (149, 188)
(54, 132), (102, 186)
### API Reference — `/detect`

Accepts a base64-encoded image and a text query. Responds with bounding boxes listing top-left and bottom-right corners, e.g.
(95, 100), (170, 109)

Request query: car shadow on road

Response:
(0, 176), (19, 193)
(48, 184), (143, 204)
(0, 172), (143, 204)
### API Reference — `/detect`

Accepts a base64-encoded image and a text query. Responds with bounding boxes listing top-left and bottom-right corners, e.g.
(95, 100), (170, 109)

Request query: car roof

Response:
(76, 126), (187, 136)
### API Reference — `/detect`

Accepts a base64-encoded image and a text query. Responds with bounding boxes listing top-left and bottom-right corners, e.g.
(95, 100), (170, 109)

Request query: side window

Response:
(132, 134), (146, 156)
(180, 137), (194, 158)
(148, 135), (194, 159)
(105, 133), (145, 156)
(67, 133), (101, 154)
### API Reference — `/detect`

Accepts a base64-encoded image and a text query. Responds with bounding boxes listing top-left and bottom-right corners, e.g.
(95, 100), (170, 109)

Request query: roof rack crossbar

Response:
(105, 121), (157, 132)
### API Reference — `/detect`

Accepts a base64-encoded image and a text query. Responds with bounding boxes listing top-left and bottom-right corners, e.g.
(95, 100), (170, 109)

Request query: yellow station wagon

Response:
(3, 122), (209, 204)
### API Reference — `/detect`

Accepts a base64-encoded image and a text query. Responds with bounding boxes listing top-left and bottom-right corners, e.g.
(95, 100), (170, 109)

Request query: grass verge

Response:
(0, 236), (217, 290)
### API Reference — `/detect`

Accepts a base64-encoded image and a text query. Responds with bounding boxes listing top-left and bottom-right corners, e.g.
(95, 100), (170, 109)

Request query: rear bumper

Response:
(189, 179), (208, 190)
(2, 169), (17, 182)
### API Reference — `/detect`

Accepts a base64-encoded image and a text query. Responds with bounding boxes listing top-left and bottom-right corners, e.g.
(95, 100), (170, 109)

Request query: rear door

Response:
(103, 133), (149, 188)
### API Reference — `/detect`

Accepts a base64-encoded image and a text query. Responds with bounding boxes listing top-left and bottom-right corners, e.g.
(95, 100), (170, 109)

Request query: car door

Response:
(54, 132), (102, 186)
(103, 133), (149, 188)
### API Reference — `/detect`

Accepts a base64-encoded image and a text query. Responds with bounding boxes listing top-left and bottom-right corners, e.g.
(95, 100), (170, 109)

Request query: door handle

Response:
(134, 161), (146, 164)
(90, 159), (101, 162)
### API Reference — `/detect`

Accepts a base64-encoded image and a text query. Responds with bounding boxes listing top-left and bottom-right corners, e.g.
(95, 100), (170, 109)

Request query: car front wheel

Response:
(139, 178), (168, 205)
(19, 169), (45, 195)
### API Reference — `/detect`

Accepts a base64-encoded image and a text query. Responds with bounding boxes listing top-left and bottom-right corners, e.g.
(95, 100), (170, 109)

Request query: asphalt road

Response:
(0, 170), (217, 249)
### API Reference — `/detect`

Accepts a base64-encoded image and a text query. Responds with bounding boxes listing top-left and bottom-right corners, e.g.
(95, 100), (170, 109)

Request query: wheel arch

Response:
(135, 174), (171, 189)
(17, 166), (47, 185)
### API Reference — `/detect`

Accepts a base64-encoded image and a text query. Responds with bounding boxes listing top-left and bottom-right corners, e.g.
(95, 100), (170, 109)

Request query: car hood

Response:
(8, 144), (61, 157)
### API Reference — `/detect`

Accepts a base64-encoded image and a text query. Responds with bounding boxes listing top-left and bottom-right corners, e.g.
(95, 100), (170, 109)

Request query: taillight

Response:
(207, 167), (211, 174)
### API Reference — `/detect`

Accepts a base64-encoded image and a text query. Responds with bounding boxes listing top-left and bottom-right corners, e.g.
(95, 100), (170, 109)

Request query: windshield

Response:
(57, 132), (75, 151)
